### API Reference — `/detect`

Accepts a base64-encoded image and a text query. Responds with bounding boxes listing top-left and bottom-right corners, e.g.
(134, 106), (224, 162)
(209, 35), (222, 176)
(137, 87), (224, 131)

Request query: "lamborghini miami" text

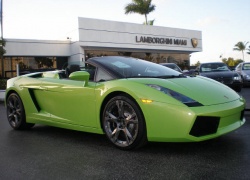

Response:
(135, 36), (187, 45)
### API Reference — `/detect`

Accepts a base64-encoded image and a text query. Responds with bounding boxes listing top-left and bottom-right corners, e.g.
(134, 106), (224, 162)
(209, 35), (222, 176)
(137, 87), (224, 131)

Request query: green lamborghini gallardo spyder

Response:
(5, 56), (246, 150)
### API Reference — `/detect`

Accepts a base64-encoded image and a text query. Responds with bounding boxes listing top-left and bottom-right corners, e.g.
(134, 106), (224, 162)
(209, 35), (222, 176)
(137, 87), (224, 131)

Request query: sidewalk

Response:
(0, 90), (5, 102)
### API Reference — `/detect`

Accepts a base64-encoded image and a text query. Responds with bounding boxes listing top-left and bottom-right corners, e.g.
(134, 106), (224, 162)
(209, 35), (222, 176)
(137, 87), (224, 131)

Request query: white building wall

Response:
(4, 17), (202, 63)
(5, 39), (71, 56)
(68, 41), (85, 62)
(78, 17), (202, 53)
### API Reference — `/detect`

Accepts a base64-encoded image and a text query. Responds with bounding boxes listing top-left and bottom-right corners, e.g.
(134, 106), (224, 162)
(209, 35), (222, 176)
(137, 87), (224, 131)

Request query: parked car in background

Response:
(195, 62), (242, 92)
(160, 63), (182, 73)
(235, 62), (250, 87)
(182, 69), (196, 76)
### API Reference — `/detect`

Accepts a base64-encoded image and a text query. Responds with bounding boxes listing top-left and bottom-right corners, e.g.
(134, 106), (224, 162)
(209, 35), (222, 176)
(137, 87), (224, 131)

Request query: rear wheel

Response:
(102, 95), (147, 150)
(6, 93), (35, 130)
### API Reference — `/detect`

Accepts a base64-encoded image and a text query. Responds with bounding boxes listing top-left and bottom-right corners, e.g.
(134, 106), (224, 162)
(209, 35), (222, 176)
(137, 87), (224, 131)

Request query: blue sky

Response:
(3, 0), (250, 64)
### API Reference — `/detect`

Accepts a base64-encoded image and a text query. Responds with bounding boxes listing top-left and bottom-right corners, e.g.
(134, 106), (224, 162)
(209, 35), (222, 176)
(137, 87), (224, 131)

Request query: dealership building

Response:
(1, 17), (202, 78)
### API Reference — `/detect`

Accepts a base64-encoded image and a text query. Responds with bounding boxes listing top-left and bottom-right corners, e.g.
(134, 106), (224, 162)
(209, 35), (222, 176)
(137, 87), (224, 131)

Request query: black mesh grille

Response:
(189, 116), (220, 137)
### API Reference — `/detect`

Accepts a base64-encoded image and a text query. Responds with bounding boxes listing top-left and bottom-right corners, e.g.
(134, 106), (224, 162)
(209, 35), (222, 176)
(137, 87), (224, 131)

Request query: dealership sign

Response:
(135, 36), (188, 46)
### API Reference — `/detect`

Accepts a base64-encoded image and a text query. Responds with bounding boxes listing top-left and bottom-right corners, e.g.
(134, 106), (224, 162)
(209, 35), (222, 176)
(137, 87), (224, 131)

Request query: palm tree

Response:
(247, 45), (250, 55)
(125, 0), (156, 25)
(0, 38), (6, 56)
(143, 19), (155, 25)
(233, 41), (248, 61)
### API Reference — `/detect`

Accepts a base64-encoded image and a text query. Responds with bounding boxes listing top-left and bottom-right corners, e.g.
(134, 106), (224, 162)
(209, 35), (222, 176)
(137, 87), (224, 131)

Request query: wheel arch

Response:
(99, 91), (146, 131)
(5, 89), (35, 130)
(5, 90), (19, 104)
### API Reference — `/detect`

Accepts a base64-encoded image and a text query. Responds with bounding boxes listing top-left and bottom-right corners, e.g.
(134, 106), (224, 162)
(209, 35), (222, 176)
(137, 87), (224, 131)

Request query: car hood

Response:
(128, 76), (242, 106)
(199, 71), (236, 78)
(242, 70), (250, 75)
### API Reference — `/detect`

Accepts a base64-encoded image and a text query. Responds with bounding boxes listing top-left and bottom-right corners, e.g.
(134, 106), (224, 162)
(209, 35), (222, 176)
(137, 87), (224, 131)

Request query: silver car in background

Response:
(235, 62), (250, 87)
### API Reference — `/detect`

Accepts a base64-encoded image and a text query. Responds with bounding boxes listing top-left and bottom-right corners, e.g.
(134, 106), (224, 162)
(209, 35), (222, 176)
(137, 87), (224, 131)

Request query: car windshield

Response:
(161, 64), (182, 73)
(95, 57), (182, 78)
(200, 63), (230, 72)
(243, 63), (250, 70)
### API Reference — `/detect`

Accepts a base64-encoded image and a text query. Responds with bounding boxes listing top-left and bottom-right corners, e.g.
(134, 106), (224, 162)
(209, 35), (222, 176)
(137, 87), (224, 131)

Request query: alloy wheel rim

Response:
(7, 96), (22, 127)
(104, 100), (139, 147)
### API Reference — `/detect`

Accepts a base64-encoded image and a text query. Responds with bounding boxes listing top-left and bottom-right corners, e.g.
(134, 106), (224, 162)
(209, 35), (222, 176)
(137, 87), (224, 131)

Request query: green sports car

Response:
(5, 56), (246, 150)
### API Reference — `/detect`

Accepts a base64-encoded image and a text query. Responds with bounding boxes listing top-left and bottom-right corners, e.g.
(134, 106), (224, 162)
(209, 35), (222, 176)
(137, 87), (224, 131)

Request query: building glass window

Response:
(2, 56), (59, 78)
(4, 57), (12, 78)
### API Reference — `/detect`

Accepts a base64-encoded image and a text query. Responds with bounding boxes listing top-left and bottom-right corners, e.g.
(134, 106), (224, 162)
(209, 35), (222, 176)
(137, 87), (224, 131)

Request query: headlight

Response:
(244, 75), (250, 80)
(233, 74), (242, 81)
(147, 84), (203, 107)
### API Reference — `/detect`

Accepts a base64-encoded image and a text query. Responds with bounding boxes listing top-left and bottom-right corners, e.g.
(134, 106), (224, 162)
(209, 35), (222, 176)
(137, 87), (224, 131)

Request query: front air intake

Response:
(189, 116), (220, 137)
(240, 110), (245, 121)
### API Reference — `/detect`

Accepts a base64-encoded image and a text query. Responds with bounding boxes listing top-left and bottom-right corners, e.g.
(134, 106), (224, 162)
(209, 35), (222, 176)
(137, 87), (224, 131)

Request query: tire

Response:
(102, 95), (147, 150)
(6, 93), (35, 130)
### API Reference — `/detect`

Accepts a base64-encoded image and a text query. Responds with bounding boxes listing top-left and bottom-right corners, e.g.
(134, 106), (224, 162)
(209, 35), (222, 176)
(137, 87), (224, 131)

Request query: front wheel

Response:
(102, 95), (147, 150)
(6, 93), (35, 130)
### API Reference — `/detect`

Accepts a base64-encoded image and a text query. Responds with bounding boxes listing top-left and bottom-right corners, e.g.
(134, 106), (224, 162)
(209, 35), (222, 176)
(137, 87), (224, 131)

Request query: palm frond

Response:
(125, 0), (156, 25)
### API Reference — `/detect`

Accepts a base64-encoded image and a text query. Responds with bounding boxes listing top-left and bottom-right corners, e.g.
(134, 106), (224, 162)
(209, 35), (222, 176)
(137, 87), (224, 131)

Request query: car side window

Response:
(96, 68), (113, 82)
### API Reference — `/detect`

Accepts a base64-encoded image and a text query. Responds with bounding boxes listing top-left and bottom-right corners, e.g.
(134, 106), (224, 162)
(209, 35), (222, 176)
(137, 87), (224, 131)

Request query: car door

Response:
(37, 78), (98, 128)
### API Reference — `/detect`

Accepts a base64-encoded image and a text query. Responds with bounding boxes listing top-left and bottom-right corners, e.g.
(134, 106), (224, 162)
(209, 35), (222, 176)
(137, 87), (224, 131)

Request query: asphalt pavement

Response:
(0, 88), (249, 180)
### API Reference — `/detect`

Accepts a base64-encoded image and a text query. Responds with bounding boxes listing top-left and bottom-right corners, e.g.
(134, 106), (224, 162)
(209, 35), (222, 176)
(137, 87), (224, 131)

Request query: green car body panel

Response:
(5, 70), (245, 143)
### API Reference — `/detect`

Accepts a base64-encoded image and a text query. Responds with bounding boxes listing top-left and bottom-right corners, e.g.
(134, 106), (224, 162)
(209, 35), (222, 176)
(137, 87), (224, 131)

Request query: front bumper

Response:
(210, 77), (242, 90)
(141, 98), (245, 142)
(227, 81), (243, 88)
(242, 77), (250, 86)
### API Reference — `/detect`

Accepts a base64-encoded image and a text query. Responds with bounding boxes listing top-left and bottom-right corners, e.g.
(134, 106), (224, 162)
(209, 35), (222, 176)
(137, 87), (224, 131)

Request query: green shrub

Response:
(0, 78), (7, 90)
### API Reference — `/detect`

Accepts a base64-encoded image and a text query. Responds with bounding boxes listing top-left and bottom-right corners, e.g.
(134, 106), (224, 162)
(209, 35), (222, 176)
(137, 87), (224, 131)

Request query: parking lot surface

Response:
(0, 88), (249, 180)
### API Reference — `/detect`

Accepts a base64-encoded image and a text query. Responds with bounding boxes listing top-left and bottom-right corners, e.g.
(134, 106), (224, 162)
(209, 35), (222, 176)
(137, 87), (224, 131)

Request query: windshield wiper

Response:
(155, 74), (186, 79)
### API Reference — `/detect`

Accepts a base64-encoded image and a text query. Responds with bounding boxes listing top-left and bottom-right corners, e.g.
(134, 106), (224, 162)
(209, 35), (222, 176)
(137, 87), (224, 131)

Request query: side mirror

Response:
(69, 71), (90, 85)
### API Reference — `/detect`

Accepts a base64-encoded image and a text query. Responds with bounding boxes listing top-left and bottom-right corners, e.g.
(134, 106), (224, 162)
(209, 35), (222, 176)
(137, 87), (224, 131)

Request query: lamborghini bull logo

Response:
(191, 38), (198, 48)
